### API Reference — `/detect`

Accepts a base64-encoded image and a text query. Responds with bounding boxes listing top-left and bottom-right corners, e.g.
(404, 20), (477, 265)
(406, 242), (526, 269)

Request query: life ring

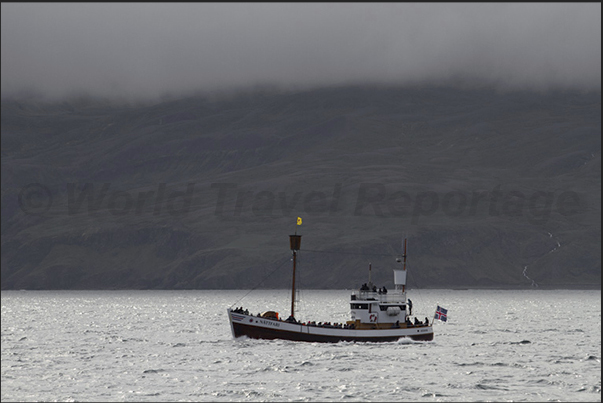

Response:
(369, 314), (378, 323)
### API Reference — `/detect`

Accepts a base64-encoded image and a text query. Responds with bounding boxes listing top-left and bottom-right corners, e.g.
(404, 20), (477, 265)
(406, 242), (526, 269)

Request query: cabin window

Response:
(379, 305), (406, 311)
(350, 303), (368, 310)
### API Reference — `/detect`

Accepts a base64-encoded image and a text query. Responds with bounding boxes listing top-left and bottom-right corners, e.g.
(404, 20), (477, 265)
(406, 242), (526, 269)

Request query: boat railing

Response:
(351, 290), (406, 303)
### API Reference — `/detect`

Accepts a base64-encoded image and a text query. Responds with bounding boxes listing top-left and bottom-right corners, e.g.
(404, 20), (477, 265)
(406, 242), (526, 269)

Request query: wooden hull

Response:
(228, 310), (434, 343)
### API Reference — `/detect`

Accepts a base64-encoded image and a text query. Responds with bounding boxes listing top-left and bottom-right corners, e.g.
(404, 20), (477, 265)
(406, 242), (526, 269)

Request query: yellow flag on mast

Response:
(297, 217), (302, 225)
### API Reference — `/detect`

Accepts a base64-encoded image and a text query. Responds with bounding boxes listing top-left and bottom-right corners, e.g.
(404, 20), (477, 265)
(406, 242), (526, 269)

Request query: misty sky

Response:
(1, 3), (601, 101)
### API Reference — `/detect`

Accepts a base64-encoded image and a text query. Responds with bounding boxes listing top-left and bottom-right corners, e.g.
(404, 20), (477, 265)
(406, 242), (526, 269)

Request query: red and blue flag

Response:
(435, 305), (448, 322)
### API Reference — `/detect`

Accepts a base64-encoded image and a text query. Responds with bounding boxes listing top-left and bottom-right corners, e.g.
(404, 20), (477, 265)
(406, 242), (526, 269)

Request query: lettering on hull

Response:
(255, 319), (281, 327)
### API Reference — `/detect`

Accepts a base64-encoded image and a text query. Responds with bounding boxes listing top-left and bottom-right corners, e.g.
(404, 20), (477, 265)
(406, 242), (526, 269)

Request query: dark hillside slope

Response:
(1, 86), (600, 289)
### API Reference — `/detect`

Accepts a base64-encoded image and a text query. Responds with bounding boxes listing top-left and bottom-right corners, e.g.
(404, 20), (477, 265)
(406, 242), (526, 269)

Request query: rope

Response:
(406, 266), (429, 319)
(229, 248), (407, 314)
(305, 248), (429, 319)
(295, 251), (305, 318)
(228, 255), (292, 309)
(303, 249), (396, 257)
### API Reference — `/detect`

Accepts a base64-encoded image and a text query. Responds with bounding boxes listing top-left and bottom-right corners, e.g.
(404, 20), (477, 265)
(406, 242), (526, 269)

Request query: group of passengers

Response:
(303, 321), (356, 329)
(236, 306), (430, 329)
(284, 316), (356, 329)
(235, 310), (356, 329)
(390, 317), (429, 328)
(391, 316), (429, 328)
(232, 306), (249, 315)
(359, 283), (388, 294)
(404, 316), (430, 326)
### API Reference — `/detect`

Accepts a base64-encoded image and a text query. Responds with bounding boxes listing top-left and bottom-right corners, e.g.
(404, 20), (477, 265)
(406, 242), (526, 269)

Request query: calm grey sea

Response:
(1, 289), (600, 402)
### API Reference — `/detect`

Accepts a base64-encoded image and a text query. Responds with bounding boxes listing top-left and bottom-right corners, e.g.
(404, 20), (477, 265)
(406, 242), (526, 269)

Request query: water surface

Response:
(1, 289), (600, 401)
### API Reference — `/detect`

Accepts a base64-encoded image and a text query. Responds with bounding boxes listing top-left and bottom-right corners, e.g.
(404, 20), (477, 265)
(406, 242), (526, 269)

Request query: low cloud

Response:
(1, 3), (600, 101)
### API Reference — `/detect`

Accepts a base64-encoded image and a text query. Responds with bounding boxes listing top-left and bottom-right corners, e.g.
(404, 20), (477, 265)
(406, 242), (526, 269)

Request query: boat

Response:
(227, 232), (434, 343)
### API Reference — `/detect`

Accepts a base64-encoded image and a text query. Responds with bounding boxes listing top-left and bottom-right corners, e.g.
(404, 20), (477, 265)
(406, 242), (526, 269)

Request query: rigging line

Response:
(295, 251), (305, 317)
(406, 266), (426, 316)
(229, 255), (291, 309)
(303, 249), (396, 257)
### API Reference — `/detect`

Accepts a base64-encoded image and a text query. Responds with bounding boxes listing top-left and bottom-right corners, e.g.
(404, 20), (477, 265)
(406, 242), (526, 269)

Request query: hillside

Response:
(1, 86), (601, 289)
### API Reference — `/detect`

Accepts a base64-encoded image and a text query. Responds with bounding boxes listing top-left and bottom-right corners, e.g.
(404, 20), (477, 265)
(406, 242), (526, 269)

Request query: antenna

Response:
(403, 238), (407, 272)
(393, 238), (408, 292)
(396, 238), (403, 262)
(402, 238), (407, 293)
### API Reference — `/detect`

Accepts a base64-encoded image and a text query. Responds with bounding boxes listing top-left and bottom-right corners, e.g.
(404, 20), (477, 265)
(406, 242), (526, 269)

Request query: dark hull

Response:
(232, 321), (434, 343)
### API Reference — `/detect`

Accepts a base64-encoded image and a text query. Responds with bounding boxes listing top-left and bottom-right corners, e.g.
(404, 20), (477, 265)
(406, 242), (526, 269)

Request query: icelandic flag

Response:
(435, 305), (448, 322)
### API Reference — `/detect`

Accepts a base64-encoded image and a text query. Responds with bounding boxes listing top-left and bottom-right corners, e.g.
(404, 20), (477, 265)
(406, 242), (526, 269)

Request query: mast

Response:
(393, 238), (408, 296)
(402, 238), (407, 293)
(289, 233), (302, 318)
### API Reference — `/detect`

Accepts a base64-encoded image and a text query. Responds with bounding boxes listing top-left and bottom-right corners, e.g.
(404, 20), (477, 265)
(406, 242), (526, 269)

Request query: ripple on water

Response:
(1, 289), (600, 402)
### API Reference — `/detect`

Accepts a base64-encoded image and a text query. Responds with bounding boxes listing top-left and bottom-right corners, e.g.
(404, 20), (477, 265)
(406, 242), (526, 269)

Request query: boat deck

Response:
(229, 310), (434, 343)
(351, 290), (406, 303)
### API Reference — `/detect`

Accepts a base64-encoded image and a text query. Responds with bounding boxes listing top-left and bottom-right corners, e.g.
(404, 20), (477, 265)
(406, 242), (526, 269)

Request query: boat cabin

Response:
(350, 290), (407, 324)
(349, 268), (409, 327)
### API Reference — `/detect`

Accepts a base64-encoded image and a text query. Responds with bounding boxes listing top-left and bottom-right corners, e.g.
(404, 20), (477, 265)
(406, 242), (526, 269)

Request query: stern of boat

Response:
(409, 325), (434, 341)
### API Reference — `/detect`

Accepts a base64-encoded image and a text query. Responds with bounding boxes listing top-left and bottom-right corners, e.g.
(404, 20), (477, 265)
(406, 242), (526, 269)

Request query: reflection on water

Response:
(1, 289), (601, 401)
